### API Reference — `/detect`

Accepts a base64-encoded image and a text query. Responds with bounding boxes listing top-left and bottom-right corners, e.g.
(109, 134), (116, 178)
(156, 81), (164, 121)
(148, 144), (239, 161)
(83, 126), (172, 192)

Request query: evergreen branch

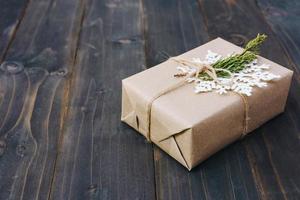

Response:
(243, 33), (267, 54)
(198, 34), (267, 80)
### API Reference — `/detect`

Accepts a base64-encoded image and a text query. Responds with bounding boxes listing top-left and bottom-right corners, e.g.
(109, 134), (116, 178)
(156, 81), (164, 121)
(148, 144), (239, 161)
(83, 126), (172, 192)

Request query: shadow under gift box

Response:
(121, 38), (293, 170)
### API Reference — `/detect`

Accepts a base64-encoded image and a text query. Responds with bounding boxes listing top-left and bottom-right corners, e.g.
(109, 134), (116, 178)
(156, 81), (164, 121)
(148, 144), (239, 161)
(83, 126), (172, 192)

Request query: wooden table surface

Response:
(0, 0), (299, 199)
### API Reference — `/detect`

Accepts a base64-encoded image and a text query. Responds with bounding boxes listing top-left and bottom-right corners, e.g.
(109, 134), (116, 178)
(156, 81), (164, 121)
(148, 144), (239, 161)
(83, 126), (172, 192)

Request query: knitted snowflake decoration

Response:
(177, 50), (280, 96)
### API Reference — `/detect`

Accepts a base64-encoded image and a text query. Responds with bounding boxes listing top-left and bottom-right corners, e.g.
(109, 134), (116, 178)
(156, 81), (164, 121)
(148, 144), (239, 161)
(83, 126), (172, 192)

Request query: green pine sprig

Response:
(199, 34), (267, 80)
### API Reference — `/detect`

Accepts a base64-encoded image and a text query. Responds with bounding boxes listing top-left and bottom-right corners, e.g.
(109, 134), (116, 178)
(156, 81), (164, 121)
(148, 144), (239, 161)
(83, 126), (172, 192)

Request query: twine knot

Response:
(170, 57), (233, 83)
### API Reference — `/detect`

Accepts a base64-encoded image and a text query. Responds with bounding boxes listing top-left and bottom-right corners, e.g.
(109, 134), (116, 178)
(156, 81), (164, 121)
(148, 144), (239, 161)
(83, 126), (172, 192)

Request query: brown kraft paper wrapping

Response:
(121, 38), (293, 170)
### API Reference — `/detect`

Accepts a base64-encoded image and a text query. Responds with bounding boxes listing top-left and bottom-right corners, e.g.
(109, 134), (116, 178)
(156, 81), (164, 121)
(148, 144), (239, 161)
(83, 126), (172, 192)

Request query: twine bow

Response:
(170, 57), (233, 82)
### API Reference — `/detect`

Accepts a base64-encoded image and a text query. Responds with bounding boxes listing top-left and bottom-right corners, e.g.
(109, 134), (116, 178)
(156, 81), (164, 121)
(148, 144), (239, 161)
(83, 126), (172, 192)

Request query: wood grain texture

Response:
(0, 0), (30, 60)
(50, 0), (156, 199)
(0, 0), (300, 199)
(257, 0), (300, 74)
(0, 0), (85, 199)
(143, 0), (300, 199)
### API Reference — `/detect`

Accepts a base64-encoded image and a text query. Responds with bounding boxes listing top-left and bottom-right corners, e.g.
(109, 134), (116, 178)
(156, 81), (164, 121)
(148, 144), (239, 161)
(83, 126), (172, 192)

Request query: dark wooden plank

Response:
(50, 0), (156, 199)
(256, 0), (300, 74)
(143, 0), (300, 199)
(0, 0), (30, 60)
(0, 0), (85, 199)
(142, 0), (209, 67)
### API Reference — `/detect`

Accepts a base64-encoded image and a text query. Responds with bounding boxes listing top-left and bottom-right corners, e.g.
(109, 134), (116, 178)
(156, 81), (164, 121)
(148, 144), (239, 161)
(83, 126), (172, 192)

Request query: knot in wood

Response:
(0, 61), (24, 74)
(16, 144), (26, 157)
(88, 184), (98, 193)
(50, 68), (68, 77)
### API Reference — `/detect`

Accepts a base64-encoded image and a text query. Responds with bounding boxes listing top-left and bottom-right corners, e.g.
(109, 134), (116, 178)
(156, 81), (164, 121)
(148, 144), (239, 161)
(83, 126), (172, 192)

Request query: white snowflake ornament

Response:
(176, 50), (280, 96)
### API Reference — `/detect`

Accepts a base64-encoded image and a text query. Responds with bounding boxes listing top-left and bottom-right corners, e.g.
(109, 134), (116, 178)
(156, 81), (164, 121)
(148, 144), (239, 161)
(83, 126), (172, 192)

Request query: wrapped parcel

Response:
(121, 38), (293, 170)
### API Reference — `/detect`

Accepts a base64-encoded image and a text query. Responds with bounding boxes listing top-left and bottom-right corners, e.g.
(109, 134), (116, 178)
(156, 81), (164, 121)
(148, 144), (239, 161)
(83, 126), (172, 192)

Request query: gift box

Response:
(121, 37), (293, 170)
